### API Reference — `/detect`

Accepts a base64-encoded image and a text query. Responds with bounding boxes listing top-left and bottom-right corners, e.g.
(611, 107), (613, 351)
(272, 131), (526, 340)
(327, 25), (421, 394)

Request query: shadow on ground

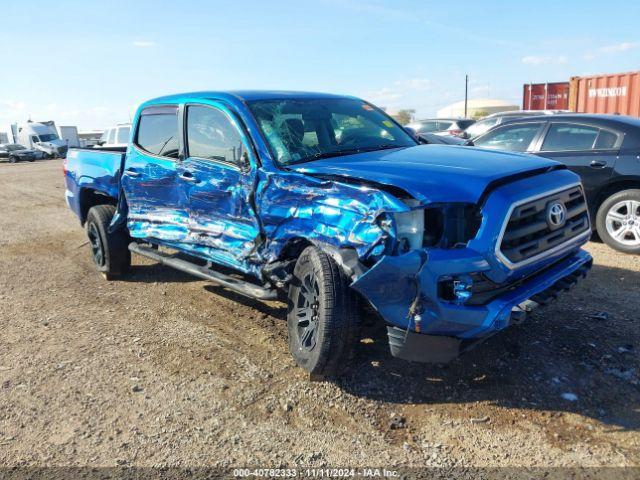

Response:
(130, 258), (640, 431)
(338, 262), (640, 431)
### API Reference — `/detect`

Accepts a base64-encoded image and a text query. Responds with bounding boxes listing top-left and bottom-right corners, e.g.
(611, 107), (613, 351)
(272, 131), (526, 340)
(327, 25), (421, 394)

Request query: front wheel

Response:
(86, 205), (131, 279)
(596, 189), (640, 254)
(8, 156), (16, 164)
(287, 246), (359, 377)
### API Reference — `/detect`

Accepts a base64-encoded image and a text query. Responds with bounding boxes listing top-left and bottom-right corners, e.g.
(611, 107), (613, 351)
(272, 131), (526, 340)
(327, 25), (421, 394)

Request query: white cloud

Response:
(0, 100), (131, 130)
(394, 77), (430, 91)
(132, 40), (156, 48)
(361, 77), (431, 110)
(597, 41), (639, 54)
(521, 55), (567, 66)
(365, 87), (404, 105)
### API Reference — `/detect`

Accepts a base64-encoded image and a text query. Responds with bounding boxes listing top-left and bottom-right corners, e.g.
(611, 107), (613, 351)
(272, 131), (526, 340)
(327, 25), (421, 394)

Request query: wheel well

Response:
(80, 188), (117, 225)
(278, 238), (313, 261)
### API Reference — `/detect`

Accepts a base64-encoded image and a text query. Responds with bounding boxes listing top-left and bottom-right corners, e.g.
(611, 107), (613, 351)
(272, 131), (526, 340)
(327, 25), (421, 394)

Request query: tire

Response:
(86, 205), (131, 279)
(8, 156), (16, 164)
(287, 246), (359, 377)
(596, 189), (640, 254)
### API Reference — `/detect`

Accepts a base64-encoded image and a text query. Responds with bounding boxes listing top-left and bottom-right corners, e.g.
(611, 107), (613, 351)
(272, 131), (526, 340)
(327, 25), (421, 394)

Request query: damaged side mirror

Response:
(240, 150), (251, 173)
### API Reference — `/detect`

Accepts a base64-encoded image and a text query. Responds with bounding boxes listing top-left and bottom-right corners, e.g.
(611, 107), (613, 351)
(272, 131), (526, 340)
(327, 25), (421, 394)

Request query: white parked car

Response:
(95, 123), (131, 148)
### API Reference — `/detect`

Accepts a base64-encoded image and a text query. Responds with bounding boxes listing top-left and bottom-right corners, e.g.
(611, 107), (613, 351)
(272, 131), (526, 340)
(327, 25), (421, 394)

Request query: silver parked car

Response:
(462, 110), (568, 139)
(405, 118), (476, 137)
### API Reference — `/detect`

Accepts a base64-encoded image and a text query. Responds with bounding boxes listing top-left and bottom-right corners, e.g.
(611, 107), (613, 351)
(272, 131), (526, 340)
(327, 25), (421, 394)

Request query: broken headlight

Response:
(392, 203), (482, 253)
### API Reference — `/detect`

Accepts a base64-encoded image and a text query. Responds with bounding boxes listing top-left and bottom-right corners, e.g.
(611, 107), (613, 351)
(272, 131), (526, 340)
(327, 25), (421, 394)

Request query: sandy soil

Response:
(0, 159), (638, 470)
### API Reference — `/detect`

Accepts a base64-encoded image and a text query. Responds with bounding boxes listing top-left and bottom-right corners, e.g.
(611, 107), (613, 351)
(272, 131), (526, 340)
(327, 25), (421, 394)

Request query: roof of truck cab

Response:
(142, 90), (356, 106)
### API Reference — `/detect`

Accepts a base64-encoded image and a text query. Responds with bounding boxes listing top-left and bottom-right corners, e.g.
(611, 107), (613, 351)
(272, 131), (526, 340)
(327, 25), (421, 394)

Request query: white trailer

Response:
(57, 126), (80, 148)
(0, 124), (18, 144)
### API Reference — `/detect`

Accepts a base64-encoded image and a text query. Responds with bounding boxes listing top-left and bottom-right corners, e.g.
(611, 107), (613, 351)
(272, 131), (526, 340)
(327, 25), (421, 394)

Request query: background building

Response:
(437, 98), (519, 119)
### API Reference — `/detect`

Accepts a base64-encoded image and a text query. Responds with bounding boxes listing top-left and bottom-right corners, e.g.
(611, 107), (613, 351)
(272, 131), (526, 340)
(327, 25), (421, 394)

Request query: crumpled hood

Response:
(291, 145), (560, 204)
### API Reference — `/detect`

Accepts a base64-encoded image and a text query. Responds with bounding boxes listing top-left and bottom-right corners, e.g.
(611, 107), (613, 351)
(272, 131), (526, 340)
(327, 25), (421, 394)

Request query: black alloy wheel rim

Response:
(295, 272), (321, 351)
(88, 222), (105, 267)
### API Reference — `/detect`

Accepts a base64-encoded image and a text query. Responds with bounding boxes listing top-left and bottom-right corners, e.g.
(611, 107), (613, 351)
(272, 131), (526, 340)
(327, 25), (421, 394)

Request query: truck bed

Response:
(64, 147), (126, 222)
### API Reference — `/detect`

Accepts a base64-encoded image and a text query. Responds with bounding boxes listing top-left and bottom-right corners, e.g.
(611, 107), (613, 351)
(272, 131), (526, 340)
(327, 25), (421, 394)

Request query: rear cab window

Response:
(135, 106), (179, 158)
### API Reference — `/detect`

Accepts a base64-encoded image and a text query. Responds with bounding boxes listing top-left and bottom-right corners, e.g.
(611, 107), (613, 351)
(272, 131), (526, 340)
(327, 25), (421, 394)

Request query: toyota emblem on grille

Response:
(547, 202), (567, 229)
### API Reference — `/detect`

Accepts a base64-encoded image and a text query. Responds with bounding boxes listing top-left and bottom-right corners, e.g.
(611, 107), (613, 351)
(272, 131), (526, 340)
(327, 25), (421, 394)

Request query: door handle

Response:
(179, 172), (198, 183)
(590, 160), (607, 168)
(125, 168), (140, 177)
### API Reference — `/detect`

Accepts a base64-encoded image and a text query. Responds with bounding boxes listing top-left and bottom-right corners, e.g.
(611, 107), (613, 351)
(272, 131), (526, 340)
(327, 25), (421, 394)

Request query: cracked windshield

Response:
(249, 98), (416, 165)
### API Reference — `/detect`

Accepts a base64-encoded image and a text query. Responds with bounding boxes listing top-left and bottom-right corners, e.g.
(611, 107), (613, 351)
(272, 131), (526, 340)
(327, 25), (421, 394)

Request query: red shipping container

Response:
(570, 71), (640, 117)
(523, 82), (570, 110)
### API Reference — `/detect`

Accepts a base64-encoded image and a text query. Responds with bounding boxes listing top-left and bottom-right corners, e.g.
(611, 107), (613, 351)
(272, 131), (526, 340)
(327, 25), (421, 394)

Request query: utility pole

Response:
(464, 75), (469, 118)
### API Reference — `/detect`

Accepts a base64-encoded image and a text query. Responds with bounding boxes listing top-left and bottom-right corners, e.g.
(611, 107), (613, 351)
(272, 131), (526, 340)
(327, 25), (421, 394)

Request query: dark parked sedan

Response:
(470, 114), (640, 254)
(0, 144), (38, 163)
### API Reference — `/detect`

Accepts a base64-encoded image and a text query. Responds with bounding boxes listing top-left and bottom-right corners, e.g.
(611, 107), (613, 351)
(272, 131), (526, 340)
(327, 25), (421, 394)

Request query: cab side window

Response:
(186, 106), (244, 165)
(135, 106), (179, 158)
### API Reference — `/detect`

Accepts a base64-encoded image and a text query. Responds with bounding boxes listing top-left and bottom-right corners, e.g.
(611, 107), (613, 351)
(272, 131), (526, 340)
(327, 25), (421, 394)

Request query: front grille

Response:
(499, 185), (589, 264)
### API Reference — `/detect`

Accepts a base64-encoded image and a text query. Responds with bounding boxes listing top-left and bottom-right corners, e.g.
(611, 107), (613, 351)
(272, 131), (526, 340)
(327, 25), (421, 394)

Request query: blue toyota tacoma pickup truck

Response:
(64, 91), (593, 376)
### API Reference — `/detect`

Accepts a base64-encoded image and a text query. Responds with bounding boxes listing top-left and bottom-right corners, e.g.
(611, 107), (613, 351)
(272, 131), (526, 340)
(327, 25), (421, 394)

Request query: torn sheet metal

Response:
(256, 169), (409, 265)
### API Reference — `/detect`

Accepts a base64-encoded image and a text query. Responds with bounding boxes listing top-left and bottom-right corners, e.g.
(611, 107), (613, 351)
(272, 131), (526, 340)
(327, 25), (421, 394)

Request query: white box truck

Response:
(16, 120), (68, 158)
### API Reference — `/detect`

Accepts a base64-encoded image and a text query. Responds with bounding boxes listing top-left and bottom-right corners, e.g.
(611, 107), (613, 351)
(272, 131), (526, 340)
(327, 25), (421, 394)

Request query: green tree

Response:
(392, 109), (415, 125)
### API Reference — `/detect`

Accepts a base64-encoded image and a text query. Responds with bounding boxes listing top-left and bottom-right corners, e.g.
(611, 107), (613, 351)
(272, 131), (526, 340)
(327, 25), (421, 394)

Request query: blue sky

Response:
(1, 0), (639, 129)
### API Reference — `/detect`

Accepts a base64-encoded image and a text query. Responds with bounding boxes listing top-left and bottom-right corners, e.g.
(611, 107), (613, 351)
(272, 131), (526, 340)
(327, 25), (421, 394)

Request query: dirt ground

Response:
(0, 159), (639, 470)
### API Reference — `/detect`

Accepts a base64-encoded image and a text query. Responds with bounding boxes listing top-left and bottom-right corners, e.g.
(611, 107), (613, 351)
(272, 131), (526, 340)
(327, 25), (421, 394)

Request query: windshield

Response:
(248, 98), (416, 166)
(37, 133), (59, 142)
(7, 144), (27, 151)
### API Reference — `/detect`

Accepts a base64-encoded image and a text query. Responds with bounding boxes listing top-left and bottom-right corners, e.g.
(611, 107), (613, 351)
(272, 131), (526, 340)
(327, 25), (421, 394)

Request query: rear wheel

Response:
(287, 246), (359, 377)
(8, 156), (16, 164)
(596, 189), (640, 254)
(86, 205), (131, 279)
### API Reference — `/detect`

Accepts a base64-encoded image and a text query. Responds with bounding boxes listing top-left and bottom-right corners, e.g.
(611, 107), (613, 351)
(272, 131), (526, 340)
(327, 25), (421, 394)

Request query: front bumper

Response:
(383, 252), (591, 363)
(352, 248), (592, 363)
(350, 170), (593, 363)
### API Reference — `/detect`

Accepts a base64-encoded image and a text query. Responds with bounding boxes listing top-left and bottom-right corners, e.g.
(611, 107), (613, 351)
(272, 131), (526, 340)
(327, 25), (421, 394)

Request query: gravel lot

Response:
(0, 159), (639, 469)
